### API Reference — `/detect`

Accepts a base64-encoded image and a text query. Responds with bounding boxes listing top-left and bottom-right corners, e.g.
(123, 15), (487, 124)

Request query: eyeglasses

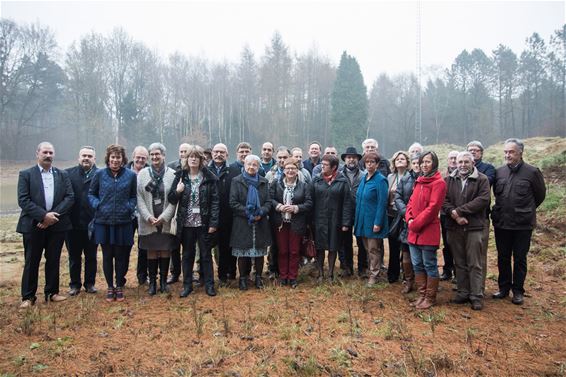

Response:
(365, 160), (377, 164)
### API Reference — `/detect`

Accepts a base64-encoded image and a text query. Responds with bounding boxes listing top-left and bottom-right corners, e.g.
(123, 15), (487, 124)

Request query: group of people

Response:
(17, 137), (545, 311)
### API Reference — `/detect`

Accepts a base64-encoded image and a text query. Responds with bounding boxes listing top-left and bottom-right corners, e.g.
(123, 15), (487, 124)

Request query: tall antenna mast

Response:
(415, 0), (422, 143)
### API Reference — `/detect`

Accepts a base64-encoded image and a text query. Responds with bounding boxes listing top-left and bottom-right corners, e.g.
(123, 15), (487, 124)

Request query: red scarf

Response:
(323, 169), (338, 185)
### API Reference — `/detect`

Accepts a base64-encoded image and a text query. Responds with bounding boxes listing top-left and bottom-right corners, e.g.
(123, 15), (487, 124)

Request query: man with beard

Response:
(492, 139), (545, 305)
(442, 151), (490, 310)
(338, 147), (366, 277)
(65, 146), (99, 296)
(209, 143), (237, 284)
(17, 142), (74, 308)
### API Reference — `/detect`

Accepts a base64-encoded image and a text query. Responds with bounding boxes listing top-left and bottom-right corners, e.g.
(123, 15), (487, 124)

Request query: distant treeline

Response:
(1, 19), (564, 160)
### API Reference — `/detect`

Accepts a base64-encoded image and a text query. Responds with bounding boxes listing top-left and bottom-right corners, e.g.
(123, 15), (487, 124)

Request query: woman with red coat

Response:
(405, 151), (447, 309)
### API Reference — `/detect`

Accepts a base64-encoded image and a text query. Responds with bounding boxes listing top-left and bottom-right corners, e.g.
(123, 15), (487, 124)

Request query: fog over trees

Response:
(1, 19), (564, 160)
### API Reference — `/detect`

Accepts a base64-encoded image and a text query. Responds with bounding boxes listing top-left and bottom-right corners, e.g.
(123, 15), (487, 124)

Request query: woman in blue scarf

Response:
(229, 155), (272, 290)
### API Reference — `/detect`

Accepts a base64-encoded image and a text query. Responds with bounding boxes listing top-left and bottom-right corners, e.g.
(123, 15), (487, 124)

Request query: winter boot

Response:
(148, 259), (158, 296)
(412, 273), (427, 307)
(159, 257), (171, 293)
(417, 276), (439, 310)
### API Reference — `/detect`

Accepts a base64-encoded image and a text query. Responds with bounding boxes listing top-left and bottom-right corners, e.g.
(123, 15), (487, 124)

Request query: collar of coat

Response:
(449, 166), (479, 180)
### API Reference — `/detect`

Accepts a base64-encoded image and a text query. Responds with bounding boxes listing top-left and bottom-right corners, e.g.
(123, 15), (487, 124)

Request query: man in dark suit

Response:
(17, 142), (74, 308)
(65, 146), (98, 296)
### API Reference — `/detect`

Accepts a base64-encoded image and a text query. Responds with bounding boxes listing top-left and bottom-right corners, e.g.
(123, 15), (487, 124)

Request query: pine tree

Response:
(330, 51), (368, 151)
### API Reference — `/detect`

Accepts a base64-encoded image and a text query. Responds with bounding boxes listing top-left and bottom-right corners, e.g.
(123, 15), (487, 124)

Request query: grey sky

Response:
(1, 1), (564, 85)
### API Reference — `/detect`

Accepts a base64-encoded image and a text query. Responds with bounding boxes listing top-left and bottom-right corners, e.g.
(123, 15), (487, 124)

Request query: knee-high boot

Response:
(148, 259), (158, 296)
(159, 257), (170, 293)
(417, 276), (439, 310)
(412, 273), (427, 307)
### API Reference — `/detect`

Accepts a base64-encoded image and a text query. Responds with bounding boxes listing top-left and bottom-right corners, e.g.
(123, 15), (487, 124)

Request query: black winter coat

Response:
(168, 168), (220, 238)
(491, 161), (546, 230)
(208, 161), (232, 226)
(311, 173), (353, 251)
(229, 174), (272, 249)
(66, 165), (98, 230)
(270, 178), (313, 236)
(393, 171), (418, 244)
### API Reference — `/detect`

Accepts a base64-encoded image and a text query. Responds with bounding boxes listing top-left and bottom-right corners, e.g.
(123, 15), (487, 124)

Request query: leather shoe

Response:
(470, 300), (483, 310)
(47, 294), (67, 302)
(290, 279), (298, 289)
(205, 286), (217, 297)
(439, 271), (452, 281)
(180, 286), (193, 298)
(512, 293), (524, 305)
(68, 287), (80, 296)
(492, 291), (509, 299)
(85, 286), (98, 294)
(19, 299), (34, 309)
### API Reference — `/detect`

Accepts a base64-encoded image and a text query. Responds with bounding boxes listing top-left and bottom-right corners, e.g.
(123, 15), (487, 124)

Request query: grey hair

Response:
(504, 138), (524, 153)
(457, 151), (474, 162)
(408, 142), (423, 152)
(37, 141), (54, 151)
(276, 146), (291, 155)
(244, 154), (261, 165)
(448, 150), (459, 158)
(80, 145), (96, 152)
(467, 140), (484, 151)
(148, 142), (166, 156)
(362, 138), (378, 148)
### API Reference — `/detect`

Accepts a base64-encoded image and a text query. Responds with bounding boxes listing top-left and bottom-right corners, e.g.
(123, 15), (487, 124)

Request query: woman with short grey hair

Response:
(137, 143), (177, 295)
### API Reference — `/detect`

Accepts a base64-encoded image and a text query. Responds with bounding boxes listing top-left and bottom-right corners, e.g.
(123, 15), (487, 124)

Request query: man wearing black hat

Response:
(338, 147), (368, 278)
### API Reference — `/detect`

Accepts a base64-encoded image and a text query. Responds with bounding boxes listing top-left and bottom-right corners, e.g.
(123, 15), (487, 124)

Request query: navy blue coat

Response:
(88, 167), (137, 225)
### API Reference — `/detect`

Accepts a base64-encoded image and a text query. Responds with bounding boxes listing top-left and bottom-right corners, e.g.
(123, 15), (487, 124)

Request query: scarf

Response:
(282, 179), (296, 223)
(243, 171), (262, 224)
(323, 169), (338, 185)
(423, 167), (438, 178)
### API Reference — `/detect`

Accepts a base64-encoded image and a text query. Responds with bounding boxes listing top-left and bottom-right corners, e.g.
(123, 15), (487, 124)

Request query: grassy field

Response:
(0, 137), (565, 376)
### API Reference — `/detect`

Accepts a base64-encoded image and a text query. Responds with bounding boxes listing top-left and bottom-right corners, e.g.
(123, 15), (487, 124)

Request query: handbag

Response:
(300, 230), (317, 258)
(170, 204), (179, 235)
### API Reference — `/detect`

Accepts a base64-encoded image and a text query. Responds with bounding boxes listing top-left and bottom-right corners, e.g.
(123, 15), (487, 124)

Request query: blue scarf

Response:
(242, 171), (262, 224)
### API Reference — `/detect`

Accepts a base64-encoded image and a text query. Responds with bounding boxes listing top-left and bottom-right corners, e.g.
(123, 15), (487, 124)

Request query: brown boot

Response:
(412, 273), (427, 307)
(401, 260), (415, 294)
(417, 276), (439, 310)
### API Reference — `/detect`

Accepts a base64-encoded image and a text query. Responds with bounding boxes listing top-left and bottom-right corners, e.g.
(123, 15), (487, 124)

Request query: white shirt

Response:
(38, 165), (54, 211)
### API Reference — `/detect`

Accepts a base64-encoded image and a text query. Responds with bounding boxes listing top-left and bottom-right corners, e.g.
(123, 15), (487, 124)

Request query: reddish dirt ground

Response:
(0, 158), (564, 376)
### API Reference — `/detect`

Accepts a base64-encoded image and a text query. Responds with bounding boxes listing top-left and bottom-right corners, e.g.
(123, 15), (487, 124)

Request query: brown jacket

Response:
(442, 167), (491, 231)
(491, 161), (546, 230)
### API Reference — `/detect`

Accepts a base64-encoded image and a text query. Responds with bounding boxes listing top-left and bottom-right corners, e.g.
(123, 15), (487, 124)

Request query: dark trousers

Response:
(21, 229), (65, 301)
(217, 222), (237, 280)
(494, 228), (532, 295)
(65, 229), (98, 289)
(101, 244), (131, 288)
(356, 236), (367, 273)
(440, 215), (454, 274)
(387, 217), (402, 282)
(339, 228), (354, 272)
(275, 223), (302, 280)
(181, 227), (214, 288)
(238, 256), (264, 278)
(133, 220), (148, 283)
(169, 247), (181, 278)
(268, 225), (279, 274)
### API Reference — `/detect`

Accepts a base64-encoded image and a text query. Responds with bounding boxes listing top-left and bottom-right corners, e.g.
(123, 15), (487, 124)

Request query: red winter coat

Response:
(405, 171), (447, 247)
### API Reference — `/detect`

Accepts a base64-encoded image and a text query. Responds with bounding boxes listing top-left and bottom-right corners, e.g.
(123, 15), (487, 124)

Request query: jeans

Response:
(409, 244), (439, 277)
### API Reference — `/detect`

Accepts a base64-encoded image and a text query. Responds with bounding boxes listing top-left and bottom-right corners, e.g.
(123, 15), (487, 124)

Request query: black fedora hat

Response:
(341, 146), (362, 161)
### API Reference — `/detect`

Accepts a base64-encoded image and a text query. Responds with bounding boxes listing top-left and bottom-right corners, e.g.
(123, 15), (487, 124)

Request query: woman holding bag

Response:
(168, 145), (219, 298)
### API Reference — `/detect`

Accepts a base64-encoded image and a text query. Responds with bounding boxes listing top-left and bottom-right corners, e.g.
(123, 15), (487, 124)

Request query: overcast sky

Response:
(1, 1), (564, 85)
